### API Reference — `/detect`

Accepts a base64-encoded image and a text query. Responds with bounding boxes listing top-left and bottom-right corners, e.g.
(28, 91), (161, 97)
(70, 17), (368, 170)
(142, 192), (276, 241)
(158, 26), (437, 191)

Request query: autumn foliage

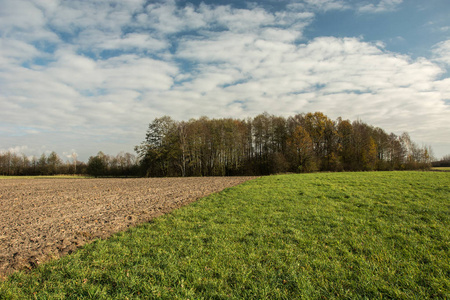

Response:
(135, 112), (432, 177)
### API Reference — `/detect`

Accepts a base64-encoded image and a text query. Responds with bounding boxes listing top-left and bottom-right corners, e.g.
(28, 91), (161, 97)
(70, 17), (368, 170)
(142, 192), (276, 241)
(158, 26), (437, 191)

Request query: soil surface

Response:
(0, 177), (256, 279)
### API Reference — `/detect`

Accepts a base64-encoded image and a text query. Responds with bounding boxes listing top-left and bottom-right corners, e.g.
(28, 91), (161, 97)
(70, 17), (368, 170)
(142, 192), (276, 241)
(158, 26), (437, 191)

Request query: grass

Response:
(431, 167), (450, 171)
(1, 171), (449, 299)
(0, 175), (90, 179)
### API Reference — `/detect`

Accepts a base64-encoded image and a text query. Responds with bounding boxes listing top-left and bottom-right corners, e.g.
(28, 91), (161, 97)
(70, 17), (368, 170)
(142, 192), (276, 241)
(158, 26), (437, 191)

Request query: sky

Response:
(1, 0), (450, 162)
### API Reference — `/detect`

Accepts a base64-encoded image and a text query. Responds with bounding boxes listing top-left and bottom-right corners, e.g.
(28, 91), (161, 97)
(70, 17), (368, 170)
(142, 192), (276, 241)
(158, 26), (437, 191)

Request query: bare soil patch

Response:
(0, 177), (256, 279)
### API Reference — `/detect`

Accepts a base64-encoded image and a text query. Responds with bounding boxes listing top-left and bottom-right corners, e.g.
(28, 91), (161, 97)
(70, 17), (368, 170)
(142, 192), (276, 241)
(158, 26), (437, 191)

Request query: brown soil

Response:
(0, 177), (256, 279)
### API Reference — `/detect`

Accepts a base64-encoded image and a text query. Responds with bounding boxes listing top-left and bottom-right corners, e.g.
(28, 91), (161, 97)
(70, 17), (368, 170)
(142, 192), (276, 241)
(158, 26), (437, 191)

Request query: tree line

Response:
(135, 112), (433, 177)
(1, 112), (435, 177)
(432, 154), (450, 167)
(0, 151), (80, 176)
(0, 151), (139, 177)
(86, 151), (139, 177)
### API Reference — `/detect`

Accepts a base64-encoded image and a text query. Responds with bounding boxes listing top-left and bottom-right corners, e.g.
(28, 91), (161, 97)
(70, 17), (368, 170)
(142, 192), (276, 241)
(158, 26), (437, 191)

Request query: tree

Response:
(8, 153), (21, 175)
(302, 112), (337, 170)
(252, 113), (272, 174)
(135, 116), (180, 177)
(87, 153), (107, 177)
(47, 151), (62, 175)
(71, 152), (78, 174)
(38, 153), (48, 175)
(337, 118), (354, 170)
(363, 137), (378, 171)
(386, 133), (404, 170)
(433, 154), (450, 167)
(177, 121), (188, 177)
(288, 126), (316, 172)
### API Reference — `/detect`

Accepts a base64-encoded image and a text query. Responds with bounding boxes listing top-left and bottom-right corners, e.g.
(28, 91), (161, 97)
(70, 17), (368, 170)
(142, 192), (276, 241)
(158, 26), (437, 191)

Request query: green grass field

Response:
(431, 167), (450, 171)
(1, 171), (449, 299)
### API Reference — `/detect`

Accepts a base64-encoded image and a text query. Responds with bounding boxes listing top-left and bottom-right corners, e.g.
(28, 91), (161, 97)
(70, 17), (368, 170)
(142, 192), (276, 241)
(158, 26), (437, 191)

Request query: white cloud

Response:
(82, 32), (168, 53)
(0, 0), (46, 31)
(173, 34), (450, 153)
(302, 0), (349, 12)
(0, 38), (40, 65)
(200, 4), (275, 32)
(5, 145), (30, 154)
(1, 0), (449, 160)
(62, 150), (78, 161)
(43, 47), (178, 92)
(141, 0), (205, 35)
(433, 77), (450, 104)
(0, 0), (59, 43)
(432, 40), (450, 67)
(99, 55), (177, 91)
(358, 0), (403, 13)
(48, 0), (144, 33)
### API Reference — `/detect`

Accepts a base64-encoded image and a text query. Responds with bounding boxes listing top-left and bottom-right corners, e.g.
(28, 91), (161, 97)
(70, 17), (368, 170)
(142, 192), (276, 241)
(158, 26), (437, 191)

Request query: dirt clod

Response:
(0, 177), (256, 278)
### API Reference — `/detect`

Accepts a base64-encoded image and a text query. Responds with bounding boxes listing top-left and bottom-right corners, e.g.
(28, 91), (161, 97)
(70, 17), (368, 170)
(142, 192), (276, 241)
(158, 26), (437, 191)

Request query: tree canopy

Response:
(135, 112), (433, 177)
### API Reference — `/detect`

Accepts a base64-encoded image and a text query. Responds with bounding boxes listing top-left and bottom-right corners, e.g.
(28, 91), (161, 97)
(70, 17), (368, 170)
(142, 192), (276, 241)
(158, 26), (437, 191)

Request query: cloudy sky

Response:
(1, 0), (450, 161)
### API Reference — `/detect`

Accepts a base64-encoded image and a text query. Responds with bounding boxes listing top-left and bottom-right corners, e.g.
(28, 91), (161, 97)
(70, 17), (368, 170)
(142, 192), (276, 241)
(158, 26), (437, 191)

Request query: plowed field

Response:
(0, 177), (256, 279)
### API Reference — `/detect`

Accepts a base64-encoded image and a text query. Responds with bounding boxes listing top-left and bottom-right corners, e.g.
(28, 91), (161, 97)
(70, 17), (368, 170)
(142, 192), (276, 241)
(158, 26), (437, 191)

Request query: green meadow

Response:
(431, 167), (450, 171)
(1, 171), (449, 299)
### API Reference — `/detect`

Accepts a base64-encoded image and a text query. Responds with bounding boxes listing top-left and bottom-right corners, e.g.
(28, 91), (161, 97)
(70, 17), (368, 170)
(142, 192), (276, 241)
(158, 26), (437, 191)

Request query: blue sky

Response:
(1, 0), (450, 161)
